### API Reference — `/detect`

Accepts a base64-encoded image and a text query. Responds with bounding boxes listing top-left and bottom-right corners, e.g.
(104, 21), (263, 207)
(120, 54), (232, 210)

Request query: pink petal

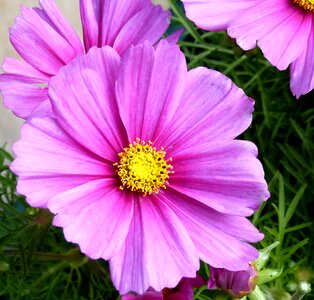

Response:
(182, 0), (258, 31)
(170, 141), (269, 216)
(80, 0), (150, 51)
(165, 28), (185, 45)
(116, 40), (187, 143)
(51, 179), (133, 260)
(49, 46), (127, 161)
(38, 0), (83, 55)
(159, 189), (262, 271)
(11, 117), (112, 207)
(10, 3), (83, 75)
(16, 176), (100, 209)
(29, 99), (54, 118)
(122, 291), (163, 300)
(290, 18), (314, 98)
(110, 197), (199, 294)
(113, 5), (171, 54)
(228, 0), (311, 70)
(0, 74), (48, 119)
(79, 0), (99, 51)
(2, 57), (49, 81)
(155, 67), (254, 151)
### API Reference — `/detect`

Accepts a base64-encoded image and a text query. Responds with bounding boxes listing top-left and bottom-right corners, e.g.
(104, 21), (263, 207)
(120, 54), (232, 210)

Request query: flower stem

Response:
(169, 0), (204, 43)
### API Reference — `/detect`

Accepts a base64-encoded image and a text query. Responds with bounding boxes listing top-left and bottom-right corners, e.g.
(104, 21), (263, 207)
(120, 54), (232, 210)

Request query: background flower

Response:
(181, 0), (314, 98)
(11, 41), (269, 294)
(0, 0), (170, 119)
(122, 275), (204, 300)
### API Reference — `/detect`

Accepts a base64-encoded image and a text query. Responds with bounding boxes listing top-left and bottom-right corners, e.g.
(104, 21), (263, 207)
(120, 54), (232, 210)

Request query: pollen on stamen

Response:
(114, 138), (173, 196)
(293, 0), (314, 11)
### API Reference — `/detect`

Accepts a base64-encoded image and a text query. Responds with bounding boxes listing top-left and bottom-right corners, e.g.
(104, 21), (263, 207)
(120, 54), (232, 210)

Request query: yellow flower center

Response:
(114, 139), (173, 196)
(293, 0), (314, 11)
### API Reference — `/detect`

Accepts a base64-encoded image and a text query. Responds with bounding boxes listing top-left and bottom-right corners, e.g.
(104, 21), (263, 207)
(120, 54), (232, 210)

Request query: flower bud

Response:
(255, 241), (279, 271)
(208, 264), (258, 299)
(291, 282), (311, 300)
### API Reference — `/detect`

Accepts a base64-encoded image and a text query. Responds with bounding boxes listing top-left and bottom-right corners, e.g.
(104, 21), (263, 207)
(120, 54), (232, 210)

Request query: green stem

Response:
(3, 248), (83, 261)
(169, 0), (204, 43)
(179, 41), (233, 54)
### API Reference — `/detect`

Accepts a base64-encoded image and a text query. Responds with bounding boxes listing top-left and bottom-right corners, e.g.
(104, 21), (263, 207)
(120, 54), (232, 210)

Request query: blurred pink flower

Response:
(122, 275), (204, 300)
(0, 0), (170, 119)
(182, 0), (314, 98)
(11, 40), (269, 294)
(208, 264), (258, 299)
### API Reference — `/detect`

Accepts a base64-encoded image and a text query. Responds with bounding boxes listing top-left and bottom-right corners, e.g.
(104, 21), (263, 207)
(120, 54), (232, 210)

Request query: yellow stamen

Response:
(114, 138), (173, 196)
(293, 0), (314, 11)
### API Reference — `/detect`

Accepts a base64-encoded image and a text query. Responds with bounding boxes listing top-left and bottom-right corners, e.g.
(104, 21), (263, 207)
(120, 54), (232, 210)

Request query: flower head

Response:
(11, 40), (269, 294)
(0, 0), (171, 119)
(181, 0), (314, 98)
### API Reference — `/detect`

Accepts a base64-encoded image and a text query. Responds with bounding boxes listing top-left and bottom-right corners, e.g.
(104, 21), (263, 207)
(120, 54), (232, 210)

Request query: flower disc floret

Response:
(114, 139), (173, 195)
(293, 0), (314, 11)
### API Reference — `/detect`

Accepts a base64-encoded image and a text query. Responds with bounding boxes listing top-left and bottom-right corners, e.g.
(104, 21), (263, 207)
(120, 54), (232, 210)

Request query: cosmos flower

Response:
(0, 0), (170, 119)
(122, 275), (204, 300)
(208, 264), (259, 299)
(181, 0), (314, 98)
(11, 40), (269, 294)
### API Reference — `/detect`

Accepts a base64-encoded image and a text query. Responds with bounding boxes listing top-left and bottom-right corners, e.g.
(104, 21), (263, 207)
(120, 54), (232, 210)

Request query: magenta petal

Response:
(170, 141), (269, 216)
(0, 57), (50, 119)
(80, 0), (150, 51)
(11, 117), (112, 207)
(228, 0), (311, 70)
(51, 179), (133, 260)
(110, 197), (199, 294)
(122, 291), (163, 300)
(2, 57), (49, 81)
(116, 41), (187, 143)
(165, 29), (185, 45)
(49, 46), (127, 161)
(113, 5), (171, 54)
(29, 99), (54, 118)
(182, 0), (258, 31)
(290, 20), (314, 98)
(208, 265), (258, 298)
(0, 74), (48, 119)
(10, 3), (83, 75)
(156, 67), (253, 151)
(38, 0), (83, 55)
(79, 0), (99, 51)
(168, 275), (205, 300)
(159, 189), (261, 271)
(115, 42), (154, 141)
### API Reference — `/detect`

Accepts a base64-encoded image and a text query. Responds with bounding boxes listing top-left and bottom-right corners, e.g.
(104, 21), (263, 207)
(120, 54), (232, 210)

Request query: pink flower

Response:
(11, 40), (269, 294)
(208, 264), (258, 299)
(122, 275), (205, 300)
(181, 0), (314, 98)
(0, 0), (170, 119)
